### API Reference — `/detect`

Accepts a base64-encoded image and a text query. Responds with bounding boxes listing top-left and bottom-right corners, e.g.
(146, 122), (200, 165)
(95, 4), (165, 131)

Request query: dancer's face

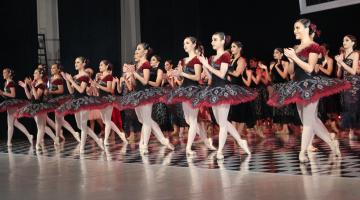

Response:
(51, 65), (59, 76)
(99, 61), (107, 73)
(249, 59), (257, 68)
(293, 22), (308, 40)
(135, 44), (146, 61)
(211, 34), (224, 50)
(2, 69), (9, 79)
(230, 43), (241, 55)
(183, 38), (195, 53)
(33, 69), (41, 81)
(343, 36), (355, 49)
(75, 58), (85, 71)
(273, 49), (283, 60)
(164, 61), (172, 71)
(150, 56), (160, 67)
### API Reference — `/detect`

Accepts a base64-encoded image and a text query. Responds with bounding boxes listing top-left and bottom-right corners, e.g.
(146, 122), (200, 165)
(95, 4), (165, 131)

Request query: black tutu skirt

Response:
(192, 84), (257, 108)
(268, 76), (351, 107)
(114, 87), (166, 110)
(47, 94), (72, 106)
(0, 99), (28, 112)
(17, 101), (58, 118)
(55, 95), (116, 116)
(165, 85), (202, 105)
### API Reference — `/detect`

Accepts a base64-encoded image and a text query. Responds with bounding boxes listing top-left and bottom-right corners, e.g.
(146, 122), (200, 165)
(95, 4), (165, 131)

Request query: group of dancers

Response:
(0, 18), (359, 162)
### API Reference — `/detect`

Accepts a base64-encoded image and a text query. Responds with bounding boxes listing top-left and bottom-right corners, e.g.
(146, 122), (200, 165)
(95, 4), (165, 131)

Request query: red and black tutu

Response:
(114, 87), (166, 110)
(0, 98), (28, 112)
(17, 101), (58, 118)
(267, 76), (351, 107)
(192, 84), (258, 108)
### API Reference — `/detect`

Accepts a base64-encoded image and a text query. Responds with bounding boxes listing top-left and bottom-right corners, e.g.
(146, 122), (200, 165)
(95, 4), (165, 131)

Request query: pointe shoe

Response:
(74, 132), (81, 143)
(204, 138), (217, 151)
(239, 139), (251, 155)
(28, 135), (34, 145)
(54, 137), (60, 145)
(331, 139), (341, 157)
(307, 145), (318, 152)
(186, 148), (196, 156)
(162, 138), (175, 151)
(216, 151), (224, 160)
(36, 143), (42, 150)
(299, 151), (309, 163)
(141, 145), (149, 154)
(99, 138), (105, 150)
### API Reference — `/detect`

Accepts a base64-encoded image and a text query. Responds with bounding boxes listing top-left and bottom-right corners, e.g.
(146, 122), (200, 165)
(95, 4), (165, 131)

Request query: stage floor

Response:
(1, 134), (360, 199)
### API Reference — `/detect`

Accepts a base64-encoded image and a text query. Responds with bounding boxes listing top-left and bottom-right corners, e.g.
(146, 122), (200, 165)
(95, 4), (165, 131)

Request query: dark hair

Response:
(138, 42), (153, 56)
(100, 59), (113, 71)
(3, 68), (14, 78)
(165, 59), (173, 65)
(345, 35), (357, 48)
(52, 63), (63, 71)
(232, 41), (243, 48)
(76, 56), (90, 67)
(274, 47), (284, 54)
(151, 55), (161, 63)
(296, 18), (321, 39)
(196, 44), (205, 56)
(35, 67), (46, 78)
(185, 36), (201, 51)
(213, 32), (231, 47)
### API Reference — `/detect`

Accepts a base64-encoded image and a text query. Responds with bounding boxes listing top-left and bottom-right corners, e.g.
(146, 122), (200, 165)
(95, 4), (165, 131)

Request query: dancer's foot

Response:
(204, 138), (217, 151)
(307, 145), (318, 152)
(216, 151), (224, 160)
(54, 137), (60, 146)
(36, 143), (42, 150)
(74, 132), (81, 143)
(162, 138), (175, 151)
(27, 135), (34, 145)
(299, 151), (309, 163)
(186, 148), (196, 156)
(98, 138), (104, 150)
(7, 142), (12, 147)
(239, 139), (251, 155)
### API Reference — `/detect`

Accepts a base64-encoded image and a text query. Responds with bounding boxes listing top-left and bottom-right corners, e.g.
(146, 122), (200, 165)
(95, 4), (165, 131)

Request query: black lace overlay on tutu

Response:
(268, 44), (351, 107)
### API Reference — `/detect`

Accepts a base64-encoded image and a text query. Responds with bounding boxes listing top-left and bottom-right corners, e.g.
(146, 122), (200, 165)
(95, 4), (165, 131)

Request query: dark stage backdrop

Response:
(0, 0), (38, 139)
(140, 0), (360, 64)
(58, 0), (122, 76)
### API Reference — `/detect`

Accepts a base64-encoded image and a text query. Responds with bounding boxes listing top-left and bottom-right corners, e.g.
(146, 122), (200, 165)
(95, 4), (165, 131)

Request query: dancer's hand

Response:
(284, 48), (296, 60)
(18, 81), (26, 88)
(65, 73), (73, 82)
(335, 55), (343, 64)
(197, 55), (208, 66)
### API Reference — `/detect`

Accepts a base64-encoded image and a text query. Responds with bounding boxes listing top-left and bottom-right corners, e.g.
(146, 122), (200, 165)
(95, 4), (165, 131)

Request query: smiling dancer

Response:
(267, 19), (351, 162)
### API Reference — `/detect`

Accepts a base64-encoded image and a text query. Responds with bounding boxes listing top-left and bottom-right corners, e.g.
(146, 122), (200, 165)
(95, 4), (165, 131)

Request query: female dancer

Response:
(336, 35), (360, 139)
(117, 43), (174, 154)
(267, 48), (294, 134)
(18, 68), (57, 149)
(56, 57), (105, 153)
(195, 32), (256, 159)
(166, 36), (216, 155)
(0, 68), (33, 146)
(47, 63), (80, 143)
(149, 55), (173, 134)
(90, 59), (127, 145)
(267, 19), (350, 162)
(114, 70), (142, 143)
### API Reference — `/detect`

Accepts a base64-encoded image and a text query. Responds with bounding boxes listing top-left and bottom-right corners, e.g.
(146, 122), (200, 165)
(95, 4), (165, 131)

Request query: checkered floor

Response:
(1, 133), (360, 178)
